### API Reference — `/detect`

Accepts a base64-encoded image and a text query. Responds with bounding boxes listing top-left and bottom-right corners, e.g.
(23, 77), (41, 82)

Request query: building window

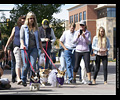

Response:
(97, 8), (107, 19)
(107, 8), (116, 17)
(74, 14), (78, 23)
(83, 11), (86, 20)
(70, 15), (73, 23)
(97, 7), (116, 19)
(79, 12), (82, 21)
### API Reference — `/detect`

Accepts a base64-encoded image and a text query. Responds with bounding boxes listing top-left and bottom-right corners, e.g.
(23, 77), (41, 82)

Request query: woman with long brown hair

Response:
(92, 26), (110, 85)
(4, 16), (26, 84)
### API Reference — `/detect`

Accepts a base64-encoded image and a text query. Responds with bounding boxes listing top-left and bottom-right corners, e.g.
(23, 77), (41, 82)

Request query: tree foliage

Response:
(51, 18), (65, 39)
(1, 4), (65, 44)
(10, 4), (64, 26)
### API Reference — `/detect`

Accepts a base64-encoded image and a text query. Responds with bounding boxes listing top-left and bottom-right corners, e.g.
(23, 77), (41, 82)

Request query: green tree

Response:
(51, 18), (65, 39)
(10, 4), (64, 26)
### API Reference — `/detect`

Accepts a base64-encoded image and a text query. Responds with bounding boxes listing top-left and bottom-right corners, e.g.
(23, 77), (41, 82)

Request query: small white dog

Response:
(48, 69), (66, 87)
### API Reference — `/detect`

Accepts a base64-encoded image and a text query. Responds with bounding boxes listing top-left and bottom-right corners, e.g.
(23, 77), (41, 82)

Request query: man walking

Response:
(59, 23), (76, 83)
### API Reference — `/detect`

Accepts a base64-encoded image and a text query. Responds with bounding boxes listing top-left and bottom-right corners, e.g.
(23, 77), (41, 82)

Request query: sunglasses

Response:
(80, 24), (85, 26)
(29, 18), (35, 20)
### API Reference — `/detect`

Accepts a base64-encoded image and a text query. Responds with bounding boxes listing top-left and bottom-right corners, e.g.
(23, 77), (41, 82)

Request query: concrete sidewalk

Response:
(0, 62), (116, 95)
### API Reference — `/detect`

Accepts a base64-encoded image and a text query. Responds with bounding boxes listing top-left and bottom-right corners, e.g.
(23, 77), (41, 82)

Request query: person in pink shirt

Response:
(72, 20), (92, 85)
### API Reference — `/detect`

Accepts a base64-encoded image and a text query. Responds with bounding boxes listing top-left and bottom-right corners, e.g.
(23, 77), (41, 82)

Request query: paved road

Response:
(0, 62), (116, 95)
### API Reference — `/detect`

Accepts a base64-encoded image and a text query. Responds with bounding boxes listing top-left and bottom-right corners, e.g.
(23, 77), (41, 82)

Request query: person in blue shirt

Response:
(20, 12), (43, 86)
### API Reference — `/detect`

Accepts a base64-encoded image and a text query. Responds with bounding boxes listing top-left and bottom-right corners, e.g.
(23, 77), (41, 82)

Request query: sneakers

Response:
(81, 80), (87, 84)
(22, 82), (27, 87)
(72, 79), (76, 84)
(88, 80), (92, 85)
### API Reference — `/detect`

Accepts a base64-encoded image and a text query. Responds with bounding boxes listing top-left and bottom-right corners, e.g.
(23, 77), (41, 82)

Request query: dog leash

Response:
(45, 41), (48, 63)
(24, 48), (35, 73)
(42, 47), (58, 69)
(24, 43), (57, 72)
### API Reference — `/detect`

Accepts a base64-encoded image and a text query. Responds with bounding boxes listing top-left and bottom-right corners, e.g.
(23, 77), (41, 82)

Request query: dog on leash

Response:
(30, 71), (40, 91)
(48, 68), (66, 87)
(39, 68), (51, 86)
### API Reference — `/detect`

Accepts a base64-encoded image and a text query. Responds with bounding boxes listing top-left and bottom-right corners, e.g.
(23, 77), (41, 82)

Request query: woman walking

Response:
(72, 20), (92, 85)
(92, 26), (110, 85)
(20, 12), (43, 86)
(4, 16), (26, 84)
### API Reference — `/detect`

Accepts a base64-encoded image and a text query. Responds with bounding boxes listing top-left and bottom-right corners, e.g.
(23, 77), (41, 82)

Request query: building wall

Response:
(69, 4), (87, 31)
(68, 4), (97, 41)
(86, 5), (97, 41)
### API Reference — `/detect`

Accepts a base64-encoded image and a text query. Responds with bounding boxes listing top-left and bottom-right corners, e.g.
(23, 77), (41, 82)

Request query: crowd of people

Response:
(0, 11), (110, 88)
(59, 20), (110, 85)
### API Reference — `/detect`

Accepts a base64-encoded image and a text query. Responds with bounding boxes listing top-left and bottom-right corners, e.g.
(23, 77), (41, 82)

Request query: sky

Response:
(0, 4), (79, 21)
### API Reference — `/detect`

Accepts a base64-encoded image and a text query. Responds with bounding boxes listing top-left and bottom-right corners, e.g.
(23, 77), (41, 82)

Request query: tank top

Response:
(13, 26), (20, 47)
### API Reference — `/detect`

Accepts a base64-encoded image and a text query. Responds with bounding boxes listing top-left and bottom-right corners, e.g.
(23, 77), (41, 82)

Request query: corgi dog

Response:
(30, 71), (40, 91)
(48, 69), (66, 87)
(39, 68), (51, 86)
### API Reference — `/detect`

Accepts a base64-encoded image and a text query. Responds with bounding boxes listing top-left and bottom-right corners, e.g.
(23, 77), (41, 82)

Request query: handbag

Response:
(90, 54), (96, 72)
(38, 53), (45, 68)
(90, 56), (96, 61)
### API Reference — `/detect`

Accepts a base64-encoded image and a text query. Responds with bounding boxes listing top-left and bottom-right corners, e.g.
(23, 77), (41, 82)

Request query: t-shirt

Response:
(60, 30), (76, 49)
(28, 30), (36, 49)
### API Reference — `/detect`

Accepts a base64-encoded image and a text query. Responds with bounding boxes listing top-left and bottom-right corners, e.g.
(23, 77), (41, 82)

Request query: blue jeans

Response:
(21, 48), (38, 83)
(64, 49), (75, 81)
(45, 48), (51, 69)
(59, 50), (67, 80)
(10, 51), (16, 79)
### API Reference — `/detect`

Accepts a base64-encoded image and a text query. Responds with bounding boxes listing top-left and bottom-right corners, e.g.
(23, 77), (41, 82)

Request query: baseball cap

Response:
(80, 20), (86, 26)
(42, 19), (49, 26)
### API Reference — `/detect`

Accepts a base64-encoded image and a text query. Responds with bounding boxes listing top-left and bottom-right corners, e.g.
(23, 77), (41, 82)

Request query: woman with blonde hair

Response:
(92, 26), (110, 85)
(20, 11), (43, 86)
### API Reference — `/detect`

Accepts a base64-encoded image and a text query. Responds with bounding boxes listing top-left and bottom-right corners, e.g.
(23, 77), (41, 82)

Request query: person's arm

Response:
(82, 32), (91, 45)
(59, 31), (68, 50)
(4, 27), (15, 53)
(72, 30), (80, 44)
(59, 40), (68, 50)
(50, 28), (56, 44)
(38, 30), (44, 53)
(92, 36), (100, 52)
(106, 37), (110, 51)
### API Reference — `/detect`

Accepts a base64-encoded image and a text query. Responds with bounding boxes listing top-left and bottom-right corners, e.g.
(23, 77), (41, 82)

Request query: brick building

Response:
(67, 4), (116, 60)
